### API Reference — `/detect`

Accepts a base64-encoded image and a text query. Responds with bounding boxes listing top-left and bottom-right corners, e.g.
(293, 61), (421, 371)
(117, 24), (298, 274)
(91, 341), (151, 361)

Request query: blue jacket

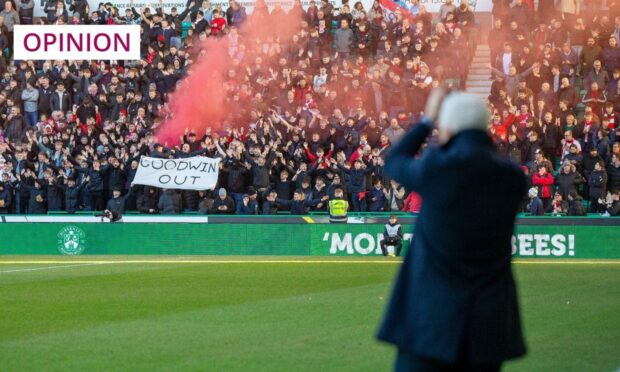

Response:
(275, 198), (319, 215)
(236, 199), (258, 215)
(378, 119), (527, 364)
(46, 181), (64, 211)
(368, 186), (386, 211)
(529, 197), (544, 216)
(0, 185), (11, 213)
(64, 182), (88, 213)
(337, 164), (374, 193)
(20, 180), (47, 215)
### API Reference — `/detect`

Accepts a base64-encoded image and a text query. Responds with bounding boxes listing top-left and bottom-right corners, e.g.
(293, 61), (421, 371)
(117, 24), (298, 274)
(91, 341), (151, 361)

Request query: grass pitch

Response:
(0, 257), (618, 371)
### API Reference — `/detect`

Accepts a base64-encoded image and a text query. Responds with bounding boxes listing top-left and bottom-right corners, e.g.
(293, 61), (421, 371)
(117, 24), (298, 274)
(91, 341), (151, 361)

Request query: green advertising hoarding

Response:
(0, 221), (618, 258)
(312, 224), (619, 258)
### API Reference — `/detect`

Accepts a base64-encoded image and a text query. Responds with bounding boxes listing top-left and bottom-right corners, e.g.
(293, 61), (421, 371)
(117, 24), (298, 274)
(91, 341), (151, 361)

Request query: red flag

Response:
(378, 0), (414, 22)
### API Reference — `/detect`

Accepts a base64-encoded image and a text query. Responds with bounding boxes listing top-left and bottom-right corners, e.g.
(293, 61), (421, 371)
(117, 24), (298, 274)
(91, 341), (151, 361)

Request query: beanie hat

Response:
(528, 187), (538, 198)
(218, 188), (227, 197)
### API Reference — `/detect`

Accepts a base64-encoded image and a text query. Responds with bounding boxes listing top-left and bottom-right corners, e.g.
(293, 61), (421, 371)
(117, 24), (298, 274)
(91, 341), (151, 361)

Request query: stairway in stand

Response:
(465, 44), (491, 101)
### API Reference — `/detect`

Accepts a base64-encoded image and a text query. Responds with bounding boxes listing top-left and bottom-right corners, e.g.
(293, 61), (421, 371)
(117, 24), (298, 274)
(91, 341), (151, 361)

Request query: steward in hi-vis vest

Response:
(328, 187), (348, 223)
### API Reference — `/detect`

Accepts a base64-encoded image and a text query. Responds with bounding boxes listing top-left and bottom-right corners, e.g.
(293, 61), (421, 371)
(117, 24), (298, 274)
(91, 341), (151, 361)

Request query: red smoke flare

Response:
(156, 6), (304, 144)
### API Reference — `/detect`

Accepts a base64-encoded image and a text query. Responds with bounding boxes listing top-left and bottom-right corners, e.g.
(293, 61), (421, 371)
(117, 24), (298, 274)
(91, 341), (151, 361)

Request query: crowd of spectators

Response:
(0, 0), (476, 216)
(0, 0), (617, 216)
(488, 0), (620, 216)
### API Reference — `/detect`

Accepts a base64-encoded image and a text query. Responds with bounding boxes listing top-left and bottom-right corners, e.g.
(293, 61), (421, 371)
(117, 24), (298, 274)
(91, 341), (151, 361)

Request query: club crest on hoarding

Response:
(57, 226), (86, 255)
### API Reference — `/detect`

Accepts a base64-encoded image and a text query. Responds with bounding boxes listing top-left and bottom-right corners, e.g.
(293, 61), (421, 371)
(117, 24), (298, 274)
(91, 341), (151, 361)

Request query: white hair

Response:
(438, 93), (490, 134)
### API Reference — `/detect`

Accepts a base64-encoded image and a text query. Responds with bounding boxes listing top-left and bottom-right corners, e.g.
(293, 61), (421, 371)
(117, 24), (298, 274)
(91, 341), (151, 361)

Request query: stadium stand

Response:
(0, 0), (618, 217)
(485, 0), (620, 215)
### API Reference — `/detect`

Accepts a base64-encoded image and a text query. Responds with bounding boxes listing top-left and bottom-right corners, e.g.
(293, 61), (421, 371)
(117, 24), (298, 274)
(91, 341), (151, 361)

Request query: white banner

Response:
(2, 215), (209, 223)
(212, 0), (492, 13)
(33, 0), (186, 17)
(33, 0), (492, 17)
(133, 156), (221, 190)
(14, 25), (141, 60)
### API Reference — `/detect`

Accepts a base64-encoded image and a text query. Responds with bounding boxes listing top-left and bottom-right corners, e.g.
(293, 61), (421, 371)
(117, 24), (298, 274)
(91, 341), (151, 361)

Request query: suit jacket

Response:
(378, 118), (527, 364)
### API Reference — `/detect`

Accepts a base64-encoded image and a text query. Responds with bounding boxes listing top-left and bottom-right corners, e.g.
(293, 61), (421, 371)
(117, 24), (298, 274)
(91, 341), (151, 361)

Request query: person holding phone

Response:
(378, 89), (527, 371)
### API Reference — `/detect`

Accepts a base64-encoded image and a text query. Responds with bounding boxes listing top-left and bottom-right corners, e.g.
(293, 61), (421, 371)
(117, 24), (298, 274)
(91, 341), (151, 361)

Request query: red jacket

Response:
(77, 112), (101, 135)
(532, 172), (554, 198)
(491, 114), (515, 138)
(403, 192), (422, 213)
(294, 85), (312, 106)
(210, 17), (226, 36)
(305, 147), (332, 168)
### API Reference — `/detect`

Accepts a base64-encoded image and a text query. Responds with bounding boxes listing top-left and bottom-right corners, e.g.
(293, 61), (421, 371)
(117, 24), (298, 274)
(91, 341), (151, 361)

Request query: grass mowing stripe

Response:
(0, 259), (402, 264)
(0, 261), (617, 371)
(0, 282), (393, 371)
(0, 263), (107, 273)
(0, 259), (619, 265)
(513, 259), (620, 265)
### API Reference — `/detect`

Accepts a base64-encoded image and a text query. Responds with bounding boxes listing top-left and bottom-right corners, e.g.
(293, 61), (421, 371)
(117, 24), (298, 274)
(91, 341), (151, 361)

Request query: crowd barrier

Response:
(0, 215), (618, 257)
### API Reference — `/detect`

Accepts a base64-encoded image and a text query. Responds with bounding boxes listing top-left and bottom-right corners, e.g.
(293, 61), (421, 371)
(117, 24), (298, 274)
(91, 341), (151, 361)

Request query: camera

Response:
(95, 210), (121, 223)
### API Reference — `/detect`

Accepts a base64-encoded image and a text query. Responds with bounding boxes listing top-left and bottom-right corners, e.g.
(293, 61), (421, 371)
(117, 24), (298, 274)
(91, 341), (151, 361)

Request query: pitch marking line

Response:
(513, 260), (620, 265)
(0, 260), (400, 265)
(0, 262), (107, 273)
(0, 259), (618, 265)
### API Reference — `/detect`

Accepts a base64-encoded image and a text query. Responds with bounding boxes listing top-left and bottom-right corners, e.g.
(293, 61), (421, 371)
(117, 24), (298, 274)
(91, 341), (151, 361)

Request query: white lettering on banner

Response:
(551, 235), (566, 256)
(14, 25), (140, 60)
(517, 234), (534, 256)
(33, 0), (186, 17)
(512, 234), (575, 257)
(33, 0), (492, 17)
(326, 232), (354, 254)
(534, 234), (550, 256)
(324, 233), (413, 255)
(133, 156), (221, 190)
(354, 233), (375, 255)
(209, 0), (493, 13)
(511, 235), (518, 255)
(324, 232), (576, 257)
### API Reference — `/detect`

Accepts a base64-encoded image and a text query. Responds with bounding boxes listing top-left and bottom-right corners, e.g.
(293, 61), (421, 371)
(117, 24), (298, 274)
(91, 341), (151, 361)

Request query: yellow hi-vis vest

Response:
(329, 199), (349, 217)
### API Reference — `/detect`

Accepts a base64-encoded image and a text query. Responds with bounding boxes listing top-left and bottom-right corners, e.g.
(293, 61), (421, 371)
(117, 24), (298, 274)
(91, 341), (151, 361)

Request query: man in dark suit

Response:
(378, 90), (527, 371)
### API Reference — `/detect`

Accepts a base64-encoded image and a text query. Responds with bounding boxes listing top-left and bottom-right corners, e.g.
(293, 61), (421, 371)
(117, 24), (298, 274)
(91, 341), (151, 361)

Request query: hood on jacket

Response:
(561, 161), (576, 174)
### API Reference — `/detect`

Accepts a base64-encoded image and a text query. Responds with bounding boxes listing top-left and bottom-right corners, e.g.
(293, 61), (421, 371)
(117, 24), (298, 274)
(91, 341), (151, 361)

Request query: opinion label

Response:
(14, 25), (141, 60)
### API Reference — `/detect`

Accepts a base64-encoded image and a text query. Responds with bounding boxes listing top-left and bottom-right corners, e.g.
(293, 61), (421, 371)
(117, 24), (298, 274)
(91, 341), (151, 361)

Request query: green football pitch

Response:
(0, 257), (618, 371)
